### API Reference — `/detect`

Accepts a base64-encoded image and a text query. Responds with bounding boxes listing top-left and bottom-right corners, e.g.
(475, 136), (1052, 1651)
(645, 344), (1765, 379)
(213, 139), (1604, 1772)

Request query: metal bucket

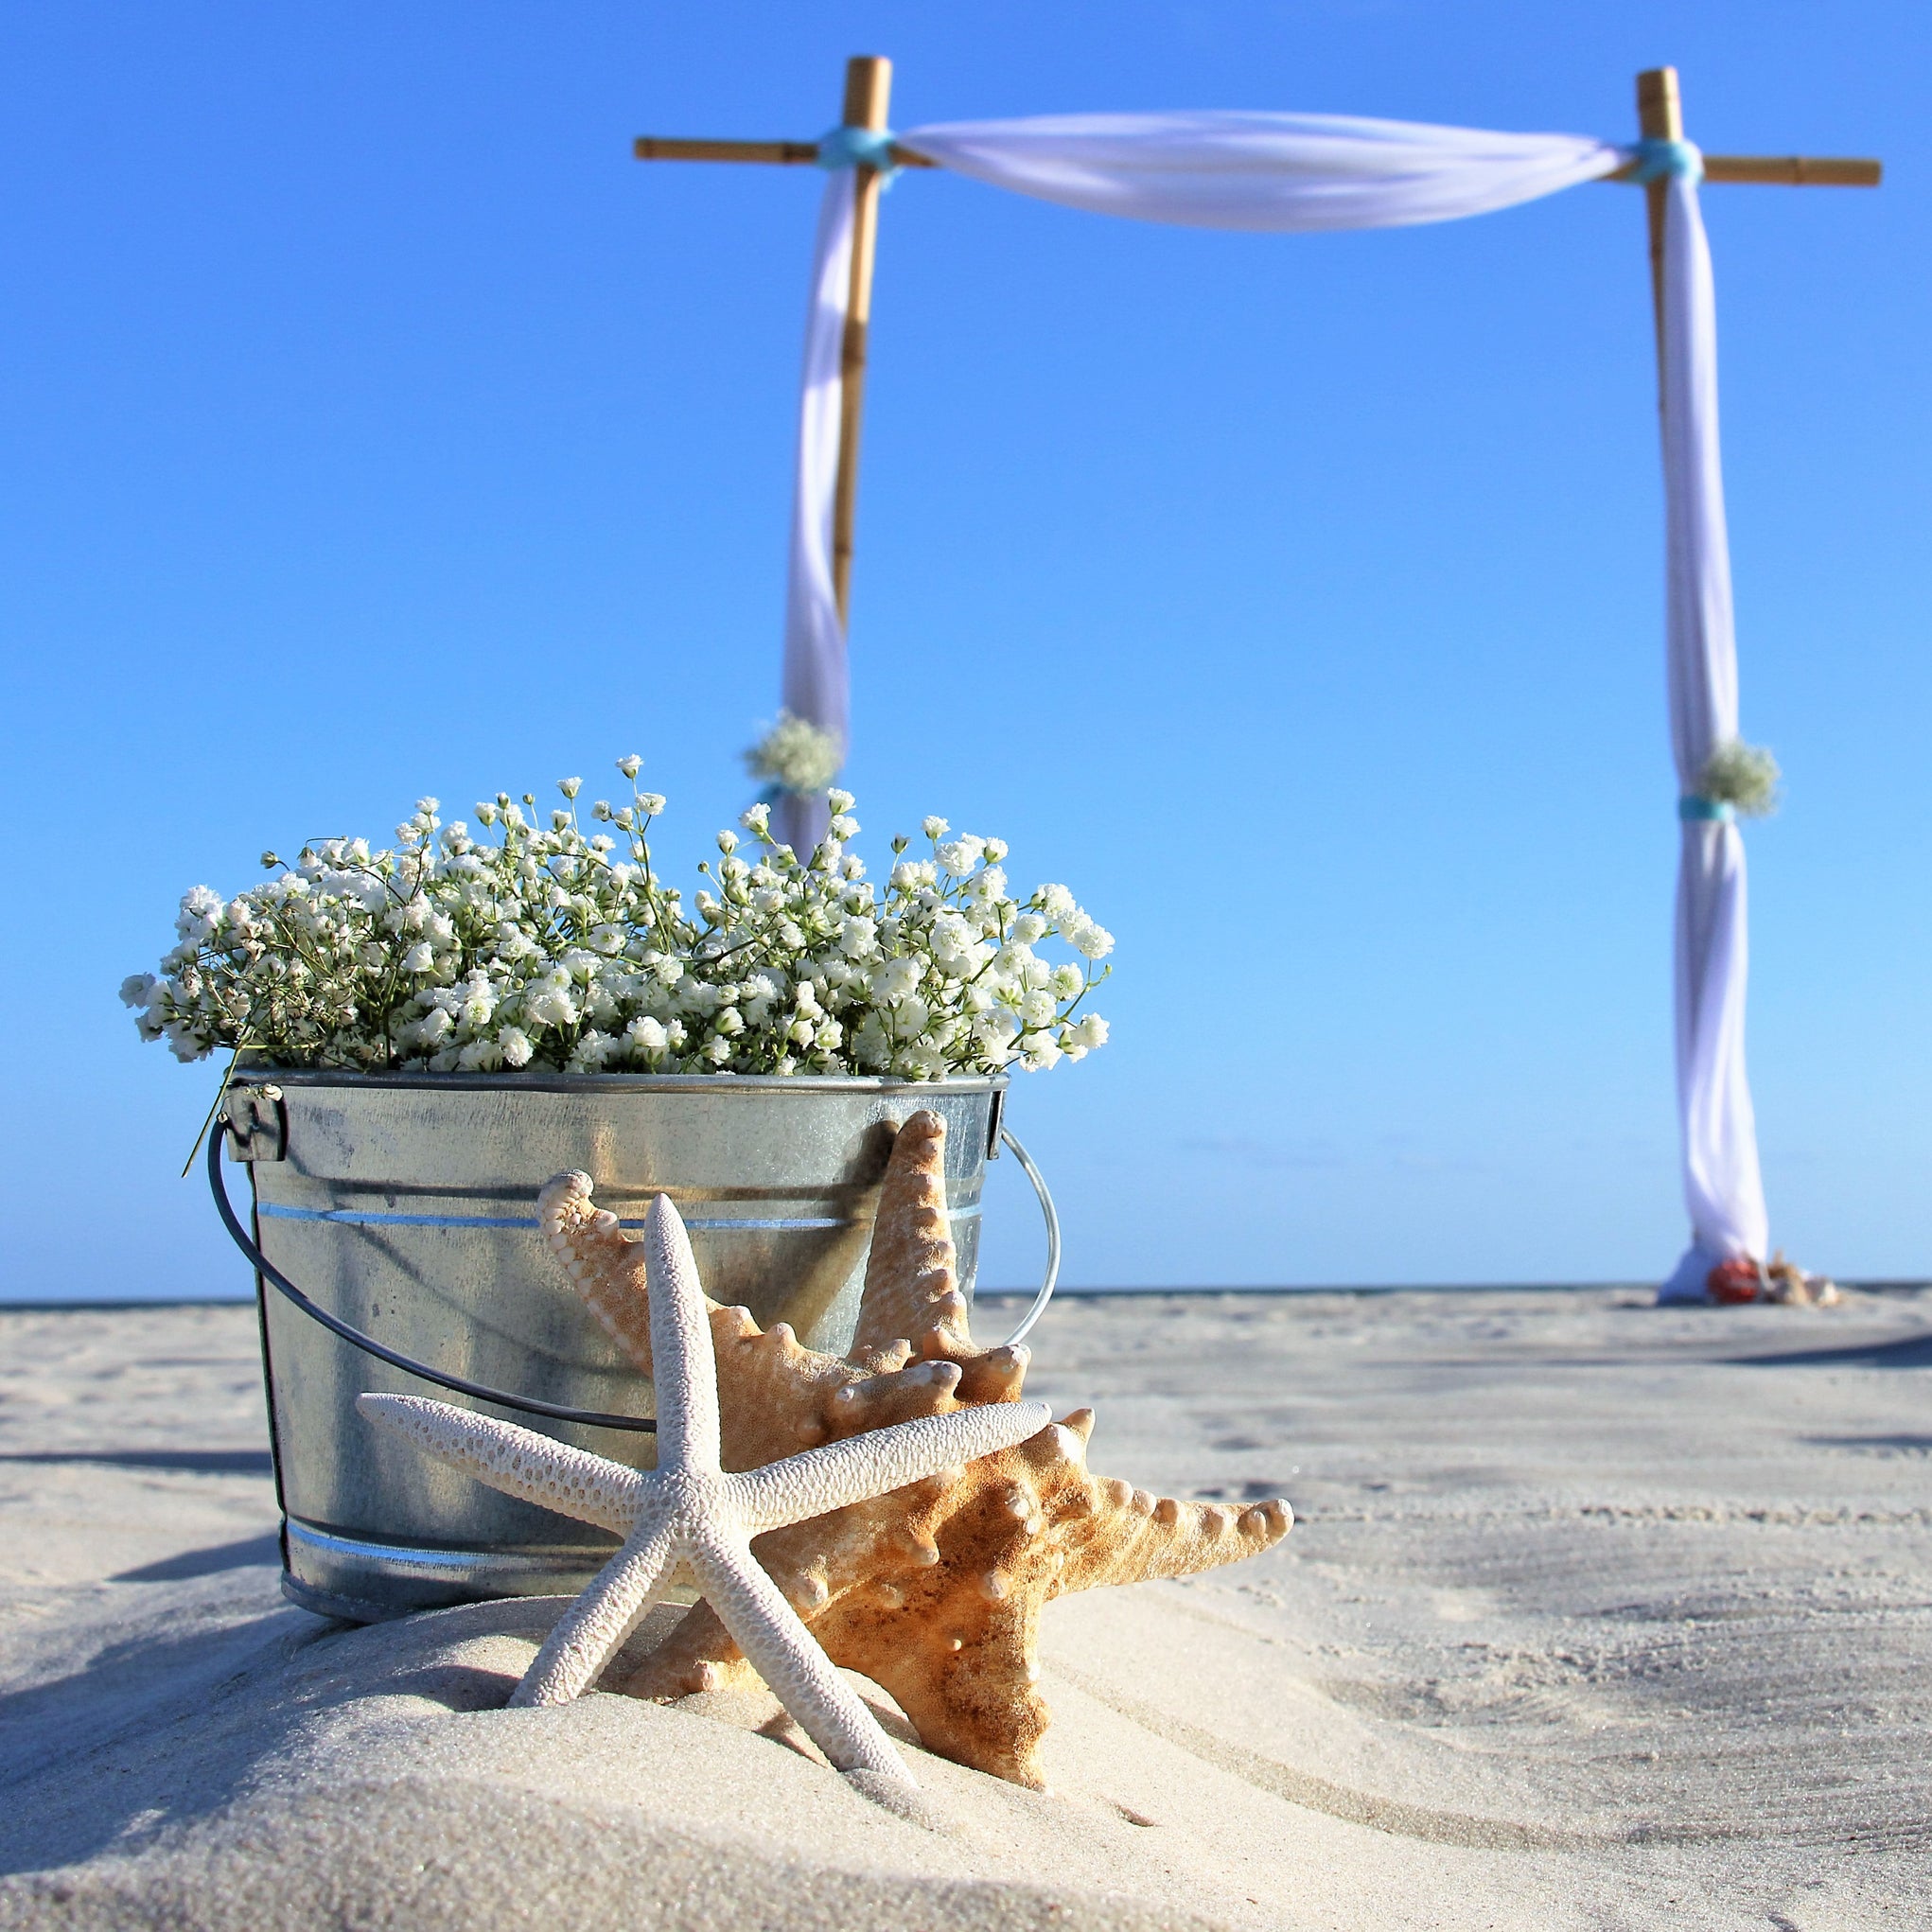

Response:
(214, 1071), (1042, 1623)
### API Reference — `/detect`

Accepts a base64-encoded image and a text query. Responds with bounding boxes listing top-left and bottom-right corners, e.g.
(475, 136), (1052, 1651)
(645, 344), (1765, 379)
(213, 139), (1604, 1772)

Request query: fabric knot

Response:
(1629, 137), (1705, 185)
(1678, 795), (1736, 824)
(817, 125), (901, 176)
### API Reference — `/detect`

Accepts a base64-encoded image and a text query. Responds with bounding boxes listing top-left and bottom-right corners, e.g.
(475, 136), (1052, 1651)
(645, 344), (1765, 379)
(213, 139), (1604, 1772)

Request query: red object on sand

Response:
(1707, 1256), (1763, 1304)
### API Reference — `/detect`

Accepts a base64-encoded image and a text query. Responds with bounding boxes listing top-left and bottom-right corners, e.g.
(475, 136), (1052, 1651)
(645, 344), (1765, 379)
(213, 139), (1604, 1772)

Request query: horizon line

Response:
(4, 1277), (1928, 1314)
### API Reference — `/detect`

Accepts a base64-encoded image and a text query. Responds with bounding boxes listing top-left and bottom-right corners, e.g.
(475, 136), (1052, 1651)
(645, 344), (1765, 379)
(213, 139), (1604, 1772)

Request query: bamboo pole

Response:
(832, 55), (892, 628)
(1638, 65), (1682, 388)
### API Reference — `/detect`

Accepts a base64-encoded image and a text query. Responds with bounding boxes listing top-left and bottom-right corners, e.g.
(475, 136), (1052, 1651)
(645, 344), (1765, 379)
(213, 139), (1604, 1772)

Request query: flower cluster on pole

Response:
(120, 761), (1112, 1080)
(1695, 737), (1782, 818)
(743, 711), (843, 799)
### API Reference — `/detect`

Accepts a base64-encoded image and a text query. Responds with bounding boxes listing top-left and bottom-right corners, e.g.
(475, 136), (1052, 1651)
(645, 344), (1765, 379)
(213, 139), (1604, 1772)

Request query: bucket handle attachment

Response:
(209, 1110), (1061, 1431)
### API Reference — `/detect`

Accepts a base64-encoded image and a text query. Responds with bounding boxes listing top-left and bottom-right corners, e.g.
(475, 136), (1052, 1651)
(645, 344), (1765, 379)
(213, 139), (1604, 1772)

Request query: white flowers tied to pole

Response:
(121, 761), (1111, 1080)
(1695, 738), (1781, 818)
(745, 711), (844, 805)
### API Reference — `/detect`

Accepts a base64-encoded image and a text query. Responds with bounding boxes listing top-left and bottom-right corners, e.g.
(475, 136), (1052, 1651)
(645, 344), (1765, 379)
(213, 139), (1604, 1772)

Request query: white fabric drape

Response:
(1656, 171), (1770, 1302)
(777, 114), (1625, 853)
(774, 169), (854, 858)
(897, 112), (1623, 231)
(773, 117), (1771, 1301)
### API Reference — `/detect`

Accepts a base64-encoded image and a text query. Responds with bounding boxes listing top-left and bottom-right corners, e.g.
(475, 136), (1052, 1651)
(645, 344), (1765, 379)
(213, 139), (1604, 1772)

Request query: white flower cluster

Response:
(121, 763), (1112, 1080)
(744, 711), (842, 799)
(1696, 737), (1781, 818)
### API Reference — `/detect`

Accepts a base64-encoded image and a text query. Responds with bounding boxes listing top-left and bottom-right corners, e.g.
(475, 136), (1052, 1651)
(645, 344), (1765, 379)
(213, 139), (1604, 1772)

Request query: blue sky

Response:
(2, 3), (1925, 1301)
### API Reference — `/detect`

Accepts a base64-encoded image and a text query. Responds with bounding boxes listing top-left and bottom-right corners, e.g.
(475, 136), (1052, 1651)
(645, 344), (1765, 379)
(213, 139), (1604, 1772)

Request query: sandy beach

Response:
(3, 1286), (1929, 1929)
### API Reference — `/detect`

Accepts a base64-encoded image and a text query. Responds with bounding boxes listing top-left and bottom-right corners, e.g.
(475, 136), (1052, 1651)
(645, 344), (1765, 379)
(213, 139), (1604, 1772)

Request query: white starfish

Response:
(360, 1190), (1050, 1785)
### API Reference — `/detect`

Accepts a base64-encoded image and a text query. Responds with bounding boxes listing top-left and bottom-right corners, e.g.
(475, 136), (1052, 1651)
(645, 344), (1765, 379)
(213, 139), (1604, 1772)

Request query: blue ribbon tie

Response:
(1678, 795), (1735, 823)
(1629, 137), (1705, 185)
(817, 125), (901, 177)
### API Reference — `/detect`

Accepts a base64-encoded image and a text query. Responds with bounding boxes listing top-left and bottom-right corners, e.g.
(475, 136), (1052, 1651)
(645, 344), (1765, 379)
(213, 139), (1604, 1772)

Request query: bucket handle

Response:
(207, 1119), (659, 1433)
(994, 1127), (1061, 1351)
(209, 1112), (1061, 1431)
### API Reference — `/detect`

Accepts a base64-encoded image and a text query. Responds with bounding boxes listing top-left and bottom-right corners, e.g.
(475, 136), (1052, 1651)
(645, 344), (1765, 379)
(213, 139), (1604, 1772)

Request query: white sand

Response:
(2, 1289), (1930, 1929)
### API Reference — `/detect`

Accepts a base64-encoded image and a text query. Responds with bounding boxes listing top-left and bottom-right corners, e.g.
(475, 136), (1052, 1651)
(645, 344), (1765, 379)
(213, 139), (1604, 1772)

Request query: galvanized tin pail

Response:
(211, 1071), (1048, 1623)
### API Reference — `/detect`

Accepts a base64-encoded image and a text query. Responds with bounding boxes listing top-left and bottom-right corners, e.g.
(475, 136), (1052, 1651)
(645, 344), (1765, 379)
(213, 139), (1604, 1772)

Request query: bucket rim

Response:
(233, 1063), (1010, 1098)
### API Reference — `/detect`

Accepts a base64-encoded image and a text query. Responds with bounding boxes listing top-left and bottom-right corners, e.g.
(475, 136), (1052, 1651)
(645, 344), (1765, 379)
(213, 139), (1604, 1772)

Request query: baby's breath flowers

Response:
(744, 711), (843, 799)
(1695, 737), (1782, 817)
(121, 763), (1111, 1081)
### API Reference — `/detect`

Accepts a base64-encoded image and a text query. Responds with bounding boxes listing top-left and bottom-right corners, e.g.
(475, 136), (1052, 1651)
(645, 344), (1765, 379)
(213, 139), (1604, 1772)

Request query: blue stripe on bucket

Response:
(256, 1203), (981, 1232)
(259, 1206), (542, 1228)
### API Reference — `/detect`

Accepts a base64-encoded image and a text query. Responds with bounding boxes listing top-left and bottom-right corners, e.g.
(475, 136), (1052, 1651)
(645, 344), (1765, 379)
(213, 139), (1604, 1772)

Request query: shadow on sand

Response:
(0, 1449), (275, 1476)
(1728, 1330), (1932, 1372)
(111, 1534), (283, 1583)
(0, 1592), (541, 1877)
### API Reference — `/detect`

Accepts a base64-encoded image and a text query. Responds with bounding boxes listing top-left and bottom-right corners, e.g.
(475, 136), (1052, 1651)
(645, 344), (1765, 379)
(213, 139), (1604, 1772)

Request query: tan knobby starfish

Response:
(537, 1114), (1294, 1788)
(360, 1192), (1050, 1785)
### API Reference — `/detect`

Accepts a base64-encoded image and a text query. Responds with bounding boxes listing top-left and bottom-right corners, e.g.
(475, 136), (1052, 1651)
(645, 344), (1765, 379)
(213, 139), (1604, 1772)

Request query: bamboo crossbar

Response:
(1611, 153), (1882, 186)
(633, 135), (938, 168)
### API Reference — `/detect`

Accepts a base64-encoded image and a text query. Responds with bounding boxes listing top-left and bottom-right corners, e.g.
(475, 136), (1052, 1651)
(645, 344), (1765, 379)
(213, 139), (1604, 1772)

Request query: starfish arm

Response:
(356, 1394), (643, 1535)
(1060, 1488), (1293, 1593)
(511, 1514), (676, 1708)
(730, 1398), (1055, 1534)
(540, 1170), (657, 1376)
(851, 1112), (972, 1359)
(641, 1196), (719, 1475)
(689, 1530), (913, 1784)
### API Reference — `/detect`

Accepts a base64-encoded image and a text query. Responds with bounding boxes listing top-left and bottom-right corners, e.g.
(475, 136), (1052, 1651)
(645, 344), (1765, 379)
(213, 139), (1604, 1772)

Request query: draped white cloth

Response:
(1655, 170), (1770, 1302)
(774, 167), (854, 858)
(777, 114), (1625, 852)
(898, 112), (1623, 231)
(774, 114), (1770, 1299)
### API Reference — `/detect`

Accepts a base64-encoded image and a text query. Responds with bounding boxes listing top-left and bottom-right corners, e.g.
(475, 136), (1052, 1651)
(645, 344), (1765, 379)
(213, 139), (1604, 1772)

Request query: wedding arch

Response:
(633, 59), (1879, 1302)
